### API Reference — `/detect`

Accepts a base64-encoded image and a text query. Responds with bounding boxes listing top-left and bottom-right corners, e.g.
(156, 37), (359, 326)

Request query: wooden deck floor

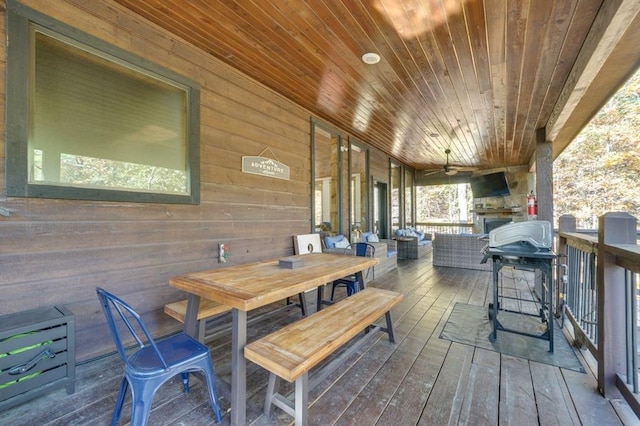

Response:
(1, 257), (637, 425)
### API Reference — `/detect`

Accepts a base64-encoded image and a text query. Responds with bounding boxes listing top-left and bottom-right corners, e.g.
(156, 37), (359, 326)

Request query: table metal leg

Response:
(184, 294), (201, 339)
(316, 285), (324, 311)
(231, 309), (247, 425)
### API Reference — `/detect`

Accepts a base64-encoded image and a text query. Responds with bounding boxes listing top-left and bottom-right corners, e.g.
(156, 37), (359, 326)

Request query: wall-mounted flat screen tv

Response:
(469, 172), (510, 198)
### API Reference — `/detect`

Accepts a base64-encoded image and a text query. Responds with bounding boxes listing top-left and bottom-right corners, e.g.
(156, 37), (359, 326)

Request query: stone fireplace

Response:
(483, 217), (513, 234)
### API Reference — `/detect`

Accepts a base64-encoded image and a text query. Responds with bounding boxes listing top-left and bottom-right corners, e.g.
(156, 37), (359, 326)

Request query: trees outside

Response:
(553, 68), (640, 229)
(416, 183), (472, 223)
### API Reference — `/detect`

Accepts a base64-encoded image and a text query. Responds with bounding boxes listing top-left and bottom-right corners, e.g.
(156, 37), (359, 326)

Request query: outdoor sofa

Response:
(432, 232), (491, 271)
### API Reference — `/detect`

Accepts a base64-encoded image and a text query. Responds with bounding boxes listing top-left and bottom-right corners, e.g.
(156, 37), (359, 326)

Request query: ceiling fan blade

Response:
(423, 149), (477, 177)
(449, 166), (478, 172)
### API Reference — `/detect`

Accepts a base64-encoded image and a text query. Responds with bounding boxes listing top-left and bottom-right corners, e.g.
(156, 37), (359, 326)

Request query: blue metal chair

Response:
(330, 242), (376, 301)
(96, 287), (222, 425)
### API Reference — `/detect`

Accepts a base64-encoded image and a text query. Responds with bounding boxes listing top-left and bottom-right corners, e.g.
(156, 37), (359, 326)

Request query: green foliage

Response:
(59, 154), (187, 194)
(416, 184), (472, 222)
(553, 68), (640, 229)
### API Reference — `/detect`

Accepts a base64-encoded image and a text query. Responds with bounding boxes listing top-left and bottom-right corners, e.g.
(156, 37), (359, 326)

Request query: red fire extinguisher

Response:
(527, 191), (538, 217)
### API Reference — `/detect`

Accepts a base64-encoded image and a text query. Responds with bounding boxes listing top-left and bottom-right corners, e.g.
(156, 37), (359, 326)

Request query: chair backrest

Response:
(349, 242), (375, 258)
(96, 287), (169, 370)
(294, 233), (322, 254)
(345, 243), (375, 280)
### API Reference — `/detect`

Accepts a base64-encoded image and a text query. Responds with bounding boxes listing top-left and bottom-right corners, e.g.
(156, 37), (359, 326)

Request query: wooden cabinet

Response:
(0, 306), (75, 411)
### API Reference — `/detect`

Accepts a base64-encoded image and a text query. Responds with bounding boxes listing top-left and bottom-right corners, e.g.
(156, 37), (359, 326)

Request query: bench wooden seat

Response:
(164, 293), (308, 343)
(164, 299), (232, 342)
(244, 287), (403, 425)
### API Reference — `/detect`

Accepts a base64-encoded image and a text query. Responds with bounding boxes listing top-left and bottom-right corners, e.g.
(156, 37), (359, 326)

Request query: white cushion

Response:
(368, 234), (380, 242)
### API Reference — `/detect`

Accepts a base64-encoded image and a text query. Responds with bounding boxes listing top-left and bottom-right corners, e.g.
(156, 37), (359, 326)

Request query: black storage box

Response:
(0, 305), (75, 411)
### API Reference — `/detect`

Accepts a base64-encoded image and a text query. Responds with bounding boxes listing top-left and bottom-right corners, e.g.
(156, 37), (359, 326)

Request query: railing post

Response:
(557, 214), (576, 255)
(558, 214), (577, 231)
(597, 212), (637, 396)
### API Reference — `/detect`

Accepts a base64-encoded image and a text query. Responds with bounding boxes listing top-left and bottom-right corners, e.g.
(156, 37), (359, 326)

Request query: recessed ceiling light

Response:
(362, 52), (381, 65)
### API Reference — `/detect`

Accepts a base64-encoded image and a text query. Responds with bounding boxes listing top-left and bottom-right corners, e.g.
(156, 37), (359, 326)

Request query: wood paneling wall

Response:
(0, 0), (397, 361)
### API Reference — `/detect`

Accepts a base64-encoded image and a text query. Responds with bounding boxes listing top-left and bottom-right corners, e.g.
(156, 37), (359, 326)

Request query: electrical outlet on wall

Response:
(218, 243), (229, 263)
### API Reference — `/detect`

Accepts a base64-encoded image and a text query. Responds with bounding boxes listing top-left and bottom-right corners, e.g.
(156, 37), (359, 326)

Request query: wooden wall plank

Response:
(0, 0), (403, 362)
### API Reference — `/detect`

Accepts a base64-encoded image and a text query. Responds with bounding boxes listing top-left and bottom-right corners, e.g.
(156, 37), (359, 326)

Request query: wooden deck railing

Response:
(558, 213), (640, 417)
(557, 230), (598, 354)
(414, 221), (474, 235)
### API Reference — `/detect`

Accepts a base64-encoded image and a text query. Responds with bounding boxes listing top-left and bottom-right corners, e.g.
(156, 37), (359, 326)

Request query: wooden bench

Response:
(164, 293), (308, 343)
(244, 287), (403, 426)
(164, 299), (232, 343)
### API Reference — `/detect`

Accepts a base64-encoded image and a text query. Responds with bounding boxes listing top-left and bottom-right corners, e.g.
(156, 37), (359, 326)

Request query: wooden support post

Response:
(533, 128), (554, 298)
(597, 212), (637, 397)
(535, 127), (553, 224)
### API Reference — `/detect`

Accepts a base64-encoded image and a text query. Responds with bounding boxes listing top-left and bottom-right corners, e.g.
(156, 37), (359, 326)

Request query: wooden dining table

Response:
(169, 252), (379, 425)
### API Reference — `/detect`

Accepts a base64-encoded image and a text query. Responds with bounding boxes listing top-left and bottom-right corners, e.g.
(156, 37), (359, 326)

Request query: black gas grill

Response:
(481, 221), (557, 352)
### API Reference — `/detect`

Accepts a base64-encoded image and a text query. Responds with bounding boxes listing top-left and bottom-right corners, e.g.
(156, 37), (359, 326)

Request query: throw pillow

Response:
(334, 238), (350, 249)
(368, 234), (380, 242)
(324, 234), (342, 249)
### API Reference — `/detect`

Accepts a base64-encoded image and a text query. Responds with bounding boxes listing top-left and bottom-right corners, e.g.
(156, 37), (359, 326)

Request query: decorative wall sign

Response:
(241, 147), (290, 180)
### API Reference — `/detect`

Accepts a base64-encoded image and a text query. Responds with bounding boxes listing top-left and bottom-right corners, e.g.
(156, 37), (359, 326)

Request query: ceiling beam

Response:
(547, 0), (640, 157)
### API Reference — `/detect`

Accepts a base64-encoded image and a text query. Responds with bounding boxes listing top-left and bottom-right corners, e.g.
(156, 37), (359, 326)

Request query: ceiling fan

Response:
(423, 149), (478, 176)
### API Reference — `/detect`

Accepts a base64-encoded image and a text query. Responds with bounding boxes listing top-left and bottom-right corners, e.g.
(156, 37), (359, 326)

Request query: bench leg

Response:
(364, 311), (394, 341)
(385, 311), (395, 343)
(264, 373), (280, 416)
(295, 373), (308, 426)
(264, 372), (308, 425)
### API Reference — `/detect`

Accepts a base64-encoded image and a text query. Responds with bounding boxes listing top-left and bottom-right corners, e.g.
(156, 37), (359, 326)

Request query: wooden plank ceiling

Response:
(113, 0), (640, 177)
